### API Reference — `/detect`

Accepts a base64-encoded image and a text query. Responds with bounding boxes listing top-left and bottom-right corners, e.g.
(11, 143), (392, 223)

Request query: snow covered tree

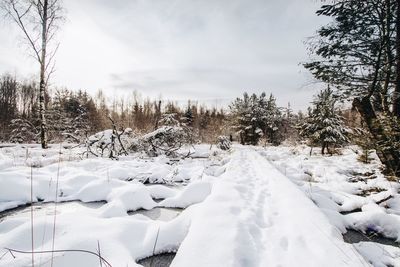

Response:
(230, 92), (284, 145)
(280, 102), (301, 143)
(181, 105), (197, 144)
(216, 135), (231, 150)
(230, 93), (263, 145)
(181, 105), (194, 127)
(159, 113), (180, 127)
(301, 87), (351, 155)
(47, 89), (72, 141)
(259, 93), (283, 145)
(9, 118), (39, 143)
(0, 74), (18, 139)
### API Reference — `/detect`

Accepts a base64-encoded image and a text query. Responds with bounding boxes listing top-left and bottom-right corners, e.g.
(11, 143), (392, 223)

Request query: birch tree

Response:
(1, 0), (64, 148)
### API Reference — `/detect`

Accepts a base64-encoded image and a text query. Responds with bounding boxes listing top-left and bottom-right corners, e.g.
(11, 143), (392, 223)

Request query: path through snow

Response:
(173, 147), (370, 267)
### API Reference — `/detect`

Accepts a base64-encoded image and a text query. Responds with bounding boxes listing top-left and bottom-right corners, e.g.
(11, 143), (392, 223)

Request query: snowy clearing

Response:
(0, 144), (399, 266)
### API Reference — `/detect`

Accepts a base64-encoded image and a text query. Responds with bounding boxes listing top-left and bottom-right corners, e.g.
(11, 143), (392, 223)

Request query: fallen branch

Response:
(375, 195), (394, 205)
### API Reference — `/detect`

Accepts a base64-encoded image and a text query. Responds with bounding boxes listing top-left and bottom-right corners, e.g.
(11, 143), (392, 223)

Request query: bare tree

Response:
(1, 0), (64, 148)
(395, 0), (400, 117)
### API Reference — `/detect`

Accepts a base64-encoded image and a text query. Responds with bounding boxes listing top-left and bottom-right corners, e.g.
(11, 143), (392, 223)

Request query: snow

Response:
(173, 148), (368, 267)
(0, 144), (399, 266)
(345, 211), (400, 242)
(159, 181), (211, 208)
(354, 242), (400, 267)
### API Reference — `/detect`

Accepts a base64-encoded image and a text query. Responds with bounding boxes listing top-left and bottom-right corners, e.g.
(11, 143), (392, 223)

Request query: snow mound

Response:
(160, 181), (212, 208)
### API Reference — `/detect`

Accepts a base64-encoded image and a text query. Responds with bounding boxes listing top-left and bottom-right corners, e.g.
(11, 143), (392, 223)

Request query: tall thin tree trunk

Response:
(39, 0), (48, 149)
(353, 97), (400, 176)
(394, 0), (400, 117)
(383, 0), (392, 113)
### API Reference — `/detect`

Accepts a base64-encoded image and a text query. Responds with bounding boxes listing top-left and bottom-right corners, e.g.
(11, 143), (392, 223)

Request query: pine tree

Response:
(301, 87), (351, 155)
(230, 92), (285, 145)
(47, 89), (72, 141)
(182, 105), (194, 127)
(262, 94), (283, 145)
(230, 93), (263, 145)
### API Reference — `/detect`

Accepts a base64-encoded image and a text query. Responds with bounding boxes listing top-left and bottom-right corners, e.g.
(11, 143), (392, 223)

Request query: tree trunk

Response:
(394, 0), (400, 117)
(383, 0), (392, 114)
(39, 0), (48, 149)
(327, 143), (332, 155)
(353, 97), (400, 176)
(321, 142), (326, 155)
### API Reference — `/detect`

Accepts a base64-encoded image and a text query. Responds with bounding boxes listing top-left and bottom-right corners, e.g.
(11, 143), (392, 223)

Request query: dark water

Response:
(343, 229), (399, 248)
(137, 252), (176, 267)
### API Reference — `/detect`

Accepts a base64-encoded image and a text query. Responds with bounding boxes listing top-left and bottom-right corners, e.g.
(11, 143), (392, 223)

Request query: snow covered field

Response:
(0, 144), (399, 266)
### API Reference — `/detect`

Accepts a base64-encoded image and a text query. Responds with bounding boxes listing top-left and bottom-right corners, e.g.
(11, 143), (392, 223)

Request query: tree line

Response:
(0, 73), (227, 144)
(0, 73), (372, 167)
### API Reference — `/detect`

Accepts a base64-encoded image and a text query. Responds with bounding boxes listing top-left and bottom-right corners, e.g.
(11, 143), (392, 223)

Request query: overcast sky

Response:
(0, 0), (328, 111)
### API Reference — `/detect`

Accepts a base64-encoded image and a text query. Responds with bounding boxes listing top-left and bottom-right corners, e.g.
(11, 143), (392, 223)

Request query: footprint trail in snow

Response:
(173, 147), (370, 267)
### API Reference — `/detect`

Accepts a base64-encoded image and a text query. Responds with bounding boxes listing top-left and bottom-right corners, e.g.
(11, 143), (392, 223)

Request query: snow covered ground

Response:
(0, 144), (399, 266)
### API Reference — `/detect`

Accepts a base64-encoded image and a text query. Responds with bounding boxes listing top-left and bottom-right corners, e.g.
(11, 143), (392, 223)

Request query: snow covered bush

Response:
(85, 128), (133, 158)
(300, 87), (351, 155)
(216, 135), (231, 150)
(9, 118), (39, 143)
(139, 126), (187, 157)
(133, 113), (193, 157)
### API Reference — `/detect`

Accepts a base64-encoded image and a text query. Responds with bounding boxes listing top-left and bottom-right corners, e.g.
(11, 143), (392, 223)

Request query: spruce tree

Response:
(230, 93), (263, 145)
(301, 87), (351, 155)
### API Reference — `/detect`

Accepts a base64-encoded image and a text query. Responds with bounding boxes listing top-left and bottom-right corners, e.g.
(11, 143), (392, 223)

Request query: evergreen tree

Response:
(182, 106), (194, 127)
(262, 94), (283, 145)
(230, 92), (285, 145)
(47, 89), (72, 141)
(301, 87), (351, 154)
(230, 93), (263, 145)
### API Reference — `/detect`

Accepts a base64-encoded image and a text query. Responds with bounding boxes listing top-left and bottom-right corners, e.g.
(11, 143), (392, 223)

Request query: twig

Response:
(97, 241), (103, 267)
(30, 165), (34, 267)
(150, 227), (161, 267)
(61, 133), (80, 143)
(50, 143), (62, 267)
(108, 116), (128, 157)
(5, 248), (112, 267)
(152, 227), (160, 255)
(375, 194), (393, 205)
